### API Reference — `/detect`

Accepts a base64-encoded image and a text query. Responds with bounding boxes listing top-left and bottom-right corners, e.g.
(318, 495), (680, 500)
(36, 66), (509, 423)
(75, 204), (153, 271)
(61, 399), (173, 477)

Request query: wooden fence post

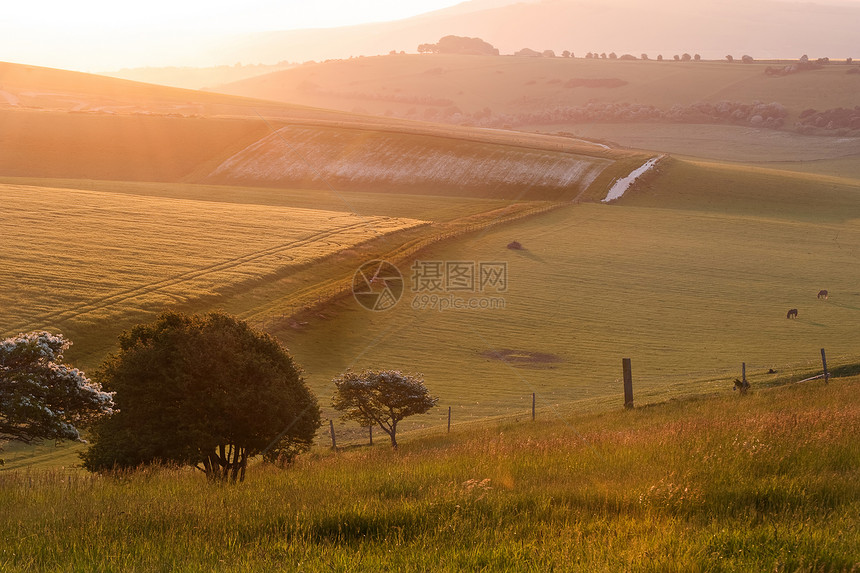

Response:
(821, 348), (829, 384)
(369, 425), (373, 446)
(329, 420), (337, 449)
(623, 358), (634, 409)
(447, 406), (452, 433)
(532, 393), (536, 421)
(742, 362), (746, 386)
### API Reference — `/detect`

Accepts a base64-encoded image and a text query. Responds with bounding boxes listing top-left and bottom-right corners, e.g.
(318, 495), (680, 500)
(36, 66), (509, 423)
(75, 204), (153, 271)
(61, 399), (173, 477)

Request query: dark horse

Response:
(787, 308), (798, 319)
(818, 290), (829, 299)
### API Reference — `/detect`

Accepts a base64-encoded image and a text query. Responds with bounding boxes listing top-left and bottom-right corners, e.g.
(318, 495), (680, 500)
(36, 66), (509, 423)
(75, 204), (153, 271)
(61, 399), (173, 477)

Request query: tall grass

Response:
(2, 376), (858, 571)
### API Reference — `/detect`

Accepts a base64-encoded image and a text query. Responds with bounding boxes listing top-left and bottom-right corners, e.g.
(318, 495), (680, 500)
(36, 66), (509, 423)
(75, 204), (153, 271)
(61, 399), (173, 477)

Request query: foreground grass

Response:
(2, 377), (858, 571)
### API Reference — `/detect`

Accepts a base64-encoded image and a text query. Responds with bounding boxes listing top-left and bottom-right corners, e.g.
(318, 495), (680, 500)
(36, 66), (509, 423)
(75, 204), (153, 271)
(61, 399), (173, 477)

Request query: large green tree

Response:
(0, 331), (114, 463)
(81, 312), (320, 481)
(332, 370), (438, 449)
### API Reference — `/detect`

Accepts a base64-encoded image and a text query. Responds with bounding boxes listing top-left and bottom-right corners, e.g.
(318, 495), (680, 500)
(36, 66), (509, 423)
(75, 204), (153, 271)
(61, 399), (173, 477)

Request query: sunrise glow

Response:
(0, 0), (464, 71)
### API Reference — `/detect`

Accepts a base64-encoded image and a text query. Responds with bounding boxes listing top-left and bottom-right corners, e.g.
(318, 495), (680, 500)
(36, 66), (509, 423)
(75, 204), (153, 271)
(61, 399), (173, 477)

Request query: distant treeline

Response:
(414, 36), (856, 64)
(392, 100), (860, 136)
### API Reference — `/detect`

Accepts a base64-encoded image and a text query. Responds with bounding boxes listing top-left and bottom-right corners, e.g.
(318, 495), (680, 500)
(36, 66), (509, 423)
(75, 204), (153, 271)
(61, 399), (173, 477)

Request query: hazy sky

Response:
(0, 0), (465, 71)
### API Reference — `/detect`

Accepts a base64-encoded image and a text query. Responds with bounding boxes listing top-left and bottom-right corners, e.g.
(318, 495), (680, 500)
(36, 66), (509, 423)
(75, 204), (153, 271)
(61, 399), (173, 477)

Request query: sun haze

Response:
(0, 0), (464, 71)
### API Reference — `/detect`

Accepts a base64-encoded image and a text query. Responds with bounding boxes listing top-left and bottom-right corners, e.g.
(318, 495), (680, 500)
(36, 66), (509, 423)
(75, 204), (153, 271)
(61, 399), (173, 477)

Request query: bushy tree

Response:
(81, 312), (320, 481)
(562, 50), (570, 58)
(420, 36), (499, 56)
(1, 332), (114, 462)
(682, 53), (692, 61)
(332, 370), (438, 449)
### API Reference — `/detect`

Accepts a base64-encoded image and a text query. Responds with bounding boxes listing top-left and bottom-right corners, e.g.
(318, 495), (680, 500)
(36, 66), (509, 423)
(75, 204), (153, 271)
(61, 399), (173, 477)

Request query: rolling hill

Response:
(0, 60), (632, 194)
(214, 53), (860, 165)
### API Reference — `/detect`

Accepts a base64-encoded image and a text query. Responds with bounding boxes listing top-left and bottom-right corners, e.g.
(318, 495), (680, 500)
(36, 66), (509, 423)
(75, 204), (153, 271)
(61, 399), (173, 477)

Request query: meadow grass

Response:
(1, 375), (857, 571)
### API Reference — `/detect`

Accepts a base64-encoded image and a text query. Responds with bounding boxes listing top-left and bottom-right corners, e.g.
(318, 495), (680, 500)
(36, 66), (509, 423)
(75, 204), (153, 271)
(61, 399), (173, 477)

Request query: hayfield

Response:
(1, 375), (858, 571)
(0, 183), (424, 345)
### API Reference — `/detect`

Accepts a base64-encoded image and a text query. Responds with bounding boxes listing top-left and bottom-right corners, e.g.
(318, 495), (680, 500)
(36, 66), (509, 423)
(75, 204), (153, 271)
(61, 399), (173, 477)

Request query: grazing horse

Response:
(818, 290), (829, 300)
(787, 308), (798, 319)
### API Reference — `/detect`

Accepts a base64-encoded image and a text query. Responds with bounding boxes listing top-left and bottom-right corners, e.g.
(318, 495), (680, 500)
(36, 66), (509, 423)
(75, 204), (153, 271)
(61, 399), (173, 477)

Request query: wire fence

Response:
(319, 348), (856, 449)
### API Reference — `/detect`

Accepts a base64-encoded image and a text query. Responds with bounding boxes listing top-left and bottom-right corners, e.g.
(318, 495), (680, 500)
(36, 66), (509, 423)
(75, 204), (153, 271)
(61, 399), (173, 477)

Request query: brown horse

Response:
(787, 308), (798, 319)
(818, 290), (829, 299)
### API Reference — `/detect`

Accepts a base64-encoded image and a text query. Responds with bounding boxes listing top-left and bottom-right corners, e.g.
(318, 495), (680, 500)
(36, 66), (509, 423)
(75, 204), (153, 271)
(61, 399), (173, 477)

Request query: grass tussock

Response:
(2, 376), (858, 571)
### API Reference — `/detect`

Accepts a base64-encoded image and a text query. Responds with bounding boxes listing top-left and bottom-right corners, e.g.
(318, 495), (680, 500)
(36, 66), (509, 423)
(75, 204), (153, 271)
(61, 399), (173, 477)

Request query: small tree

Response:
(742, 55), (754, 63)
(1, 332), (114, 462)
(726, 55), (734, 62)
(641, 53), (649, 60)
(657, 54), (663, 61)
(609, 52), (617, 60)
(81, 312), (320, 481)
(681, 53), (692, 61)
(332, 370), (438, 449)
(562, 50), (570, 58)
(694, 54), (701, 61)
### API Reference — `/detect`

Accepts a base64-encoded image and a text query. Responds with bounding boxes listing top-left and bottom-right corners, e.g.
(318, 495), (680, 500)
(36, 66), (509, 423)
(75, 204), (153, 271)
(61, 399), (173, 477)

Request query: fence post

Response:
(532, 393), (536, 421)
(623, 358), (634, 409)
(742, 362), (746, 386)
(447, 406), (452, 433)
(369, 425), (373, 446)
(329, 420), (337, 449)
(821, 348), (829, 384)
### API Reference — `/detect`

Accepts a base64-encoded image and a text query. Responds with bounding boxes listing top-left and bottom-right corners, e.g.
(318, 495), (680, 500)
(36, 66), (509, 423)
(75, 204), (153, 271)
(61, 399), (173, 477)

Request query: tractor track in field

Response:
(4, 220), (387, 334)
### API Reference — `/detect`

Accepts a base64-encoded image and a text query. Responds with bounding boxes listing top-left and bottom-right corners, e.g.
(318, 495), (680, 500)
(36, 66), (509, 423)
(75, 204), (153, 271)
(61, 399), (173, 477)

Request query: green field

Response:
(542, 122), (860, 164)
(278, 194), (860, 432)
(2, 374), (857, 570)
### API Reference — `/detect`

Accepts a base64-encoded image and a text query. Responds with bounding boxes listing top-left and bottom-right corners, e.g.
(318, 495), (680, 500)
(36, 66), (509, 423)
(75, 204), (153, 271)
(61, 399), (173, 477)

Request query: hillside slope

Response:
(0, 61), (631, 198)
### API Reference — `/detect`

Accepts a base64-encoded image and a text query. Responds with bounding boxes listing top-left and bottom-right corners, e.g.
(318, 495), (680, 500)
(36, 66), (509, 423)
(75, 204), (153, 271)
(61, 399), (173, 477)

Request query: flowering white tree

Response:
(0, 332), (114, 460)
(332, 370), (438, 449)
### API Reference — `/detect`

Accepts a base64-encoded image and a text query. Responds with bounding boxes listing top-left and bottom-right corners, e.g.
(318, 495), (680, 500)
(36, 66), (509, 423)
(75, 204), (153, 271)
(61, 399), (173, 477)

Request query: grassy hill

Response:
(0, 60), (631, 193)
(215, 54), (860, 127)
(214, 54), (860, 165)
(2, 373), (857, 570)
